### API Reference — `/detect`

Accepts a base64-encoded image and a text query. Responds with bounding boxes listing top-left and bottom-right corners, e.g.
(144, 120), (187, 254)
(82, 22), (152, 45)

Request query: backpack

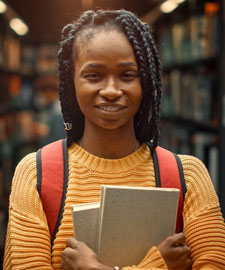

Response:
(36, 139), (186, 245)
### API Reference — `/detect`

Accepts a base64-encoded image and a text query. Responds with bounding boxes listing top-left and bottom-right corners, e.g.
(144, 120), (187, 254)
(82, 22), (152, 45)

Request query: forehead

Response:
(75, 29), (136, 63)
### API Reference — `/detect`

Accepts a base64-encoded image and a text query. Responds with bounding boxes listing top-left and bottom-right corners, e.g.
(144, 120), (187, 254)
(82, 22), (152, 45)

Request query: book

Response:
(71, 186), (179, 267)
(97, 185), (179, 267)
(3, 36), (21, 71)
(0, 34), (3, 67)
(20, 45), (37, 74)
(71, 202), (100, 251)
(98, 185), (180, 267)
(208, 146), (219, 193)
(35, 44), (58, 73)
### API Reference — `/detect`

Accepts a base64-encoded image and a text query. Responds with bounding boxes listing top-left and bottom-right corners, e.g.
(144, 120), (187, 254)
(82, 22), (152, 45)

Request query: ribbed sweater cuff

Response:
(138, 246), (168, 268)
(123, 246), (168, 270)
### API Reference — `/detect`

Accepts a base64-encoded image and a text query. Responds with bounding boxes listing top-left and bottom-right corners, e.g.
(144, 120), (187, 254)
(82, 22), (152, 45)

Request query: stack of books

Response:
(71, 185), (179, 267)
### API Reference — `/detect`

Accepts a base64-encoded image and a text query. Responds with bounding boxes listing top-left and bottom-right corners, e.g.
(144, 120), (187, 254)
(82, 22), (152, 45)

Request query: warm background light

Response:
(0, 0), (7, 13)
(160, 0), (178, 13)
(176, 0), (186, 3)
(9, 18), (29, 36)
(160, 0), (186, 14)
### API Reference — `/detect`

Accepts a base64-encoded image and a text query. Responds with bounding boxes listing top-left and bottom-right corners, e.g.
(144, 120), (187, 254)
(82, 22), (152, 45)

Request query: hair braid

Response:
(58, 11), (96, 146)
(58, 24), (75, 146)
(127, 15), (162, 148)
(115, 14), (150, 140)
(115, 12), (161, 147)
(141, 24), (162, 148)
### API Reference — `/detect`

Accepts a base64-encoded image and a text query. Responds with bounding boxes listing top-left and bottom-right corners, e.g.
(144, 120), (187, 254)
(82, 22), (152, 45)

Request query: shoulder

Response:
(9, 151), (50, 224)
(177, 154), (211, 185)
(177, 154), (219, 209)
(14, 152), (37, 177)
(177, 154), (208, 174)
(11, 152), (37, 193)
(10, 152), (39, 207)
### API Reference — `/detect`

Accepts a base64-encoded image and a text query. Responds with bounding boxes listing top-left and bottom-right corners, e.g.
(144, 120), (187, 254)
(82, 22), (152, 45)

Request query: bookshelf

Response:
(218, 0), (225, 217)
(0, 40), (60, 169)
(0, 16), (62, 265)
(156, 0), (224, 214)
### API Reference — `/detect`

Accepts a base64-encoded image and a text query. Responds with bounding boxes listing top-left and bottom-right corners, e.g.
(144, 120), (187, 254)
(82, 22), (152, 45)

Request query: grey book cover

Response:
(97, 185), (180, 267)
(71, 202), (100, 251)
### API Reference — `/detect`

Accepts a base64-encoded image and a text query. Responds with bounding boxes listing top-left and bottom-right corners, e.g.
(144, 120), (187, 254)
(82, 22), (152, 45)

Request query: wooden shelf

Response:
(161, 116), (219, 134)
(163, 56), (218, 71)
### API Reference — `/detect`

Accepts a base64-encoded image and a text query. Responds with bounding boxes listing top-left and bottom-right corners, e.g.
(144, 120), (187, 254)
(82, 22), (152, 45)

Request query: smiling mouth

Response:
(96, 105), (125, 112)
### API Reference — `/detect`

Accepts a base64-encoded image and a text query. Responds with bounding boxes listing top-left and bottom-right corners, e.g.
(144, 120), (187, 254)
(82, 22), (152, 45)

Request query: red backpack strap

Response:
(148, 144), (186, 233)
(36, 139), (68, 245)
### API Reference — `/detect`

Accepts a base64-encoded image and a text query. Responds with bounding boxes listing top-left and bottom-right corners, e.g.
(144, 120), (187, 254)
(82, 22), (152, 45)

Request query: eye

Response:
(121, 71), (139, 81)
(84, 73), (102, 81)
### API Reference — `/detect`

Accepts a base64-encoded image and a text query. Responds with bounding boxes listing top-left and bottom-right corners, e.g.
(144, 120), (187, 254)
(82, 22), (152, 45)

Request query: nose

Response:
(99, 77), (123, 100)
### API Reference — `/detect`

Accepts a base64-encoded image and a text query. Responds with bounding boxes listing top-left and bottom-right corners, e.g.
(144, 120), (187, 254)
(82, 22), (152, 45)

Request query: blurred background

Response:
(0, 0), (224, 267)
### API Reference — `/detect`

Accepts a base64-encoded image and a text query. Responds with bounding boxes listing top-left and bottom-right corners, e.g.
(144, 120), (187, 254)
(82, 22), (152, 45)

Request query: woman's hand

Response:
(61, 238), (113, 270)
(157, 233), (192, 270)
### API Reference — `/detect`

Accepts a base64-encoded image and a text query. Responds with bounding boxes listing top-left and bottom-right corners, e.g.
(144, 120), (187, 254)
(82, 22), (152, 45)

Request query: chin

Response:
(96, 120), (132, 131)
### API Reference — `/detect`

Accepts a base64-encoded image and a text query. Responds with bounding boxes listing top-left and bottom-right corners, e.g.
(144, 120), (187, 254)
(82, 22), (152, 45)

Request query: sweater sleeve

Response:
(180, 154), (225, 269)
(122, 155), (225, 270)
(3, 152), (55, 270)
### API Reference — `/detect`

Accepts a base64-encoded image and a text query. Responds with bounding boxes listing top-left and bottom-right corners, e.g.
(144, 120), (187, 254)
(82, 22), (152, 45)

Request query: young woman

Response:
(4, 9), (225, 270)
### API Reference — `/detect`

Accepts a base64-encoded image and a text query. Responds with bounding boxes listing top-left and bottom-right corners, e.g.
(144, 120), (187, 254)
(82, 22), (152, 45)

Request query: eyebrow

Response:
(118, 62), (137, 67)
(83, 63), (104, 69)
(83, 62), (138, 69)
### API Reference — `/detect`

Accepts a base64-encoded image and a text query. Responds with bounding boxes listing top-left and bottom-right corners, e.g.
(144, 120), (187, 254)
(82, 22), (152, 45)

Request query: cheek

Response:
(75, 91), (87, 114)
(74, 78), (87, 107)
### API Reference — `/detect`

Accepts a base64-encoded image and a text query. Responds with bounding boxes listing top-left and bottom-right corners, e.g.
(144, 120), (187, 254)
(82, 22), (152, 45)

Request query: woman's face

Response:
(74, 29), (142, 132)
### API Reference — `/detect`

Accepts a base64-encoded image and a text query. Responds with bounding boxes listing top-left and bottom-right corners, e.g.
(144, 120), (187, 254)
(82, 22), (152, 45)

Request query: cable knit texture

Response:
(3, 143), (225, 269)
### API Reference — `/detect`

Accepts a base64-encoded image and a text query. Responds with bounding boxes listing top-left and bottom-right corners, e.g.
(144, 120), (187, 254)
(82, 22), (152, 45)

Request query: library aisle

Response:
(0, 0), (225, 268)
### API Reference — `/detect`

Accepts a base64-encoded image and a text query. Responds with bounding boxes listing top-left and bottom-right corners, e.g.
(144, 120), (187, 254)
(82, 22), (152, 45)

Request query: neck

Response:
(78, 125), (139, 159)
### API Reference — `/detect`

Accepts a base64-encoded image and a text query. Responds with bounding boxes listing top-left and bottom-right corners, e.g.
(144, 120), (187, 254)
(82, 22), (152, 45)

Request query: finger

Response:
(174, 257), (192, 270)
(174, 244), (191, 257)
(182, 245), (191, 257)
(61, 259), (71, 270)
(185, 257), (193, 268)
(66, 237), (79, 249)
(62, 247), (74, 259)
(171, 233), (186, 247)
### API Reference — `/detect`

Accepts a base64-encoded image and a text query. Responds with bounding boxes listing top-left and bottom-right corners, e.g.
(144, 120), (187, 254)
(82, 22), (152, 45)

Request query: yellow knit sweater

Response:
(3, 143), (225, 270)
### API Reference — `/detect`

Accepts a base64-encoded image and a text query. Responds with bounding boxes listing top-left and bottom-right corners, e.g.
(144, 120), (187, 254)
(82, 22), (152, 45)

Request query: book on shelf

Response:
(3, 36), (21, 71)
(160, 9), (220, 67)
(0, 34), (3, 67)
(35, 44), (58, 73)
(190, 15), (208, 60)
(9, 75), (22, 108)
(72, 185), (180, 267)
(171, 23), (185, 63)
(160, 29), (173, 66)
(19, 80), (34, 109)
(193, 74), (213, 123)
(208, 146), (219, 193)
(166, 69), (214, 123)
(159, 123), (191, 155)
(170, 69), (181, 116)
(20, 45), (37, 74)
(205, 2), (220, 57)
(192, 132), (219, 192)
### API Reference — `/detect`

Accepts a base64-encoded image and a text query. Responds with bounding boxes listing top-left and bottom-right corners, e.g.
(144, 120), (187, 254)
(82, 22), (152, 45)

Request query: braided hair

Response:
(58, 9), (162, 148)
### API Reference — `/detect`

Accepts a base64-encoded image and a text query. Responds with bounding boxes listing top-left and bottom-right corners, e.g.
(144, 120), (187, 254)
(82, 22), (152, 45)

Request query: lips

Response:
(95, 104), (126, 112)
